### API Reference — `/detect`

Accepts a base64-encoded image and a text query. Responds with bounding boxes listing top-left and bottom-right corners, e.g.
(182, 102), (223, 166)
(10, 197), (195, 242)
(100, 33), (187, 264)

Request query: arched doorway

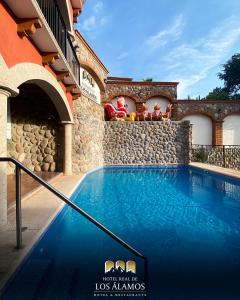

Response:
(182, 114), (212, 145)
(223, 115), (240, 145)
(146, 97), (170, 113)
(8, 83), (64, 173)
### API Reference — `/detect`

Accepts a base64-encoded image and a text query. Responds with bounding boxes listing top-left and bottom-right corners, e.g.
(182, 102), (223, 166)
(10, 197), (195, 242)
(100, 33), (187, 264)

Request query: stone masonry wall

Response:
(72, 95), (105, 173)
(105, 83), (177, 103)
(191, 146), (240, 170)
(173, 100), (240, 121)
(103, 121), (191, 165)
(8, 95), (63, 174)
(8, 120), (62, 173)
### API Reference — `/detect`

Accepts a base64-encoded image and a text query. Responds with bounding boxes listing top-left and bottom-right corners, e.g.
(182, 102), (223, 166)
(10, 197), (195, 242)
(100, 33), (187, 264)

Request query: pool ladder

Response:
(0, 157), (149, 297)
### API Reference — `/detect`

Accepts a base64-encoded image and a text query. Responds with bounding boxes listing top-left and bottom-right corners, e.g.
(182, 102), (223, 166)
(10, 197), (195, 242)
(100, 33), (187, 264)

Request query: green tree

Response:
(218, 53), (240, 95)
(142, 78), (153, 82)
(205, 87), (229, 100)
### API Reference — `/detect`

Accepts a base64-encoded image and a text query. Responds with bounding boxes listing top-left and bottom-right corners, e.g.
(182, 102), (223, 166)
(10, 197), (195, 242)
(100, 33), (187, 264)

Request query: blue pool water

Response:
(2, 166), (240, 300)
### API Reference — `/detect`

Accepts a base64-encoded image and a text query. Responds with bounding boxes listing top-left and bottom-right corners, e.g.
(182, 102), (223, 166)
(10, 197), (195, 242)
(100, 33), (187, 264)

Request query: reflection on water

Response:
(2, 166), (240, 300)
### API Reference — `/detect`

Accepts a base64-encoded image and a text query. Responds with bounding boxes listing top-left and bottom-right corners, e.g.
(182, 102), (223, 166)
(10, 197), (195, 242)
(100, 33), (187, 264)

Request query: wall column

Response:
(212, 120), (223, 146)
(0, 89), (11, 226)
(62, 122), (73, 175)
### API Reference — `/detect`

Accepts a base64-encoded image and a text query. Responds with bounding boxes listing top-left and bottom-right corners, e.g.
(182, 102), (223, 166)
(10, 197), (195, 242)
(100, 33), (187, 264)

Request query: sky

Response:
(76, 0), (240, 99)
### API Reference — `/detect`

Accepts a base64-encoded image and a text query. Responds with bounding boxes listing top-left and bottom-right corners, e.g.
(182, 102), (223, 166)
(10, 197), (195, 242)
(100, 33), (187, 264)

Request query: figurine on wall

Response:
(105, 96), (128, 120)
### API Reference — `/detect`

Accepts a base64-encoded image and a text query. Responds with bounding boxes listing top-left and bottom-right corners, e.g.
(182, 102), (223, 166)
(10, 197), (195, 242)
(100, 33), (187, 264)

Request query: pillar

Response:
(212, 120), (223, 146)
(0, 89), (11, 226)
(62, 122), (73, 175)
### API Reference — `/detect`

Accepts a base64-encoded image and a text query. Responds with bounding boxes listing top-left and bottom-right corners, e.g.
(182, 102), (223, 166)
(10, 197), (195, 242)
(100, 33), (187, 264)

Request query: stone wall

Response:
(191, 146), (240, 170)
(8, 94), (63, 174)
(172, 100), (240, 121)
(72, 95), (105, 173)
(105, 82), (177, 104)
(103, 121), (191, 165)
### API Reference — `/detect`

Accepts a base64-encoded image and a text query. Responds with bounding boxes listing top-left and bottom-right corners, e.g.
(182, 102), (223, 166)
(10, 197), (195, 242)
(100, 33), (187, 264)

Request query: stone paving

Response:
(7, 171), (61, 209)
(190, 162), (240, 179)
(0, 174), (83, 292)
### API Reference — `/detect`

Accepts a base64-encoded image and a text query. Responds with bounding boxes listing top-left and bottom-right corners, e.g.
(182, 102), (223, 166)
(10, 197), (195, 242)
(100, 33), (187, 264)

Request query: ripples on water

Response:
(2, 166), (240, 300)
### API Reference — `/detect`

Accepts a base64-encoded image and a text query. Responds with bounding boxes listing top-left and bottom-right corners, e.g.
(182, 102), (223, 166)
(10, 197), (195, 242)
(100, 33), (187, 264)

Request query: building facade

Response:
(0, 0), (84, 226)
(105, 78), (240, 146)
(1, 0), (240, 227)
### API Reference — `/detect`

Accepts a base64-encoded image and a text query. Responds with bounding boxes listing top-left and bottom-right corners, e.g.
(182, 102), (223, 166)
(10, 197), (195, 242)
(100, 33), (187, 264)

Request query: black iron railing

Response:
(36, 0), (80, 84)
(0, 157), (144, 257)
(191, 144), (240, 169)
(0, 157), (149, 296)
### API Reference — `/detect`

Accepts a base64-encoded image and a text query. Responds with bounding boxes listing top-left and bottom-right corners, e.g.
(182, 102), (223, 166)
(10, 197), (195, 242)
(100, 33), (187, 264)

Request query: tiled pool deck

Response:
(0, 174), (83, 292)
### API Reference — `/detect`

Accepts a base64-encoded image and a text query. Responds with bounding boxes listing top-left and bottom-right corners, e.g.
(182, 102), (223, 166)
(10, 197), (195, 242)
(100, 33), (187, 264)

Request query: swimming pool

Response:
(2, 166), (240, 299)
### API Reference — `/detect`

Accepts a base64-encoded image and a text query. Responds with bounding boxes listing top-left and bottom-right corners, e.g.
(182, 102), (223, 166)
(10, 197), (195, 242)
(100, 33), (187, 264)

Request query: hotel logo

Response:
(94, 260), (147, 297)
(105, 260), (136, 274)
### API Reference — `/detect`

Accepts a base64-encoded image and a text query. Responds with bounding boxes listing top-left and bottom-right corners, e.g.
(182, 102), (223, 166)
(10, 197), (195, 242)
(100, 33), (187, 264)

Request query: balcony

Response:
(36, 0), (80, 84)
(4, 0), (81, 93)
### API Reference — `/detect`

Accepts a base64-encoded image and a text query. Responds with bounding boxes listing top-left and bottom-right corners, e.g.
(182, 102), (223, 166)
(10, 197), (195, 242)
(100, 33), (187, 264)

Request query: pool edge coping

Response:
(2, 162), (239, 294)
(189, 162), (240, 180)
(0, 174), (85, 295)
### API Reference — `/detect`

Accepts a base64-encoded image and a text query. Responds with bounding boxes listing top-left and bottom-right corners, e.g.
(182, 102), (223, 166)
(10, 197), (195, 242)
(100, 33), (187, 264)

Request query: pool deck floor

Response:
(0, 173), (83, 292)
(190, 162), (240, 179)
(7, 171), (61, 209)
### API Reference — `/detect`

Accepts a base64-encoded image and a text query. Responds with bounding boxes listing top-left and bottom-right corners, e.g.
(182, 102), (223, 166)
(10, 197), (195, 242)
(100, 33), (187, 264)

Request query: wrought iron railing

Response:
(36, 0), (80, 84)
(191, 144), (240, 169)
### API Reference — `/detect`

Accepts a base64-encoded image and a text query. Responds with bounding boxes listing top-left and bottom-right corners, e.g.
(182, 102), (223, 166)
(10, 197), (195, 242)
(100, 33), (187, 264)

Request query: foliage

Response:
(194, 148), (209, 163)
(218, 53), (240, 95)
(142, 78), (153, 82)
(205, 87), (229, 100)
(205, 53), (240, 100)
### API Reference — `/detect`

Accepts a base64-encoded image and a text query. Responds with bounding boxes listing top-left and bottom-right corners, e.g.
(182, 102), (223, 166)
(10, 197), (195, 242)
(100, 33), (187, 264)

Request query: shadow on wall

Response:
(7, 83), (64, 174)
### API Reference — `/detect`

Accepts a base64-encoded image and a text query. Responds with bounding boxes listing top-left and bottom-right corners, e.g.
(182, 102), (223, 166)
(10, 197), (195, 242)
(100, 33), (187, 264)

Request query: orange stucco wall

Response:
(0, 3), (73, 109)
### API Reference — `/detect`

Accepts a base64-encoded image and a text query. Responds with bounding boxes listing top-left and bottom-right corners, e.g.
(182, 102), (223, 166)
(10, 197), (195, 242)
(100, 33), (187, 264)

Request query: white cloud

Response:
(145, 15), (184, 51)
(94, 1), (103, 13)
(80, 2), (110, 32)
(100, 17), (108, 26)
(82, 16), (96, 31)
(117, 52), (129, 60)
(163, 16), (240, 98)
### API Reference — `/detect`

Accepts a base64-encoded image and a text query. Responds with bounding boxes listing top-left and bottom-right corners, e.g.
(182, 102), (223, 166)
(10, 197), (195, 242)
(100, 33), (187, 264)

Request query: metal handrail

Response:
(0, 157), (144, 259)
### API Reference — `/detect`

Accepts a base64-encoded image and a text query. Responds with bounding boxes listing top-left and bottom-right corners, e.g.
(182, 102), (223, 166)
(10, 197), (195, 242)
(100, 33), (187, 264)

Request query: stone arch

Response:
(144, 93), (173, 103)
(145, 96), (171, 113)
(106, 93), (139, 104)
(221, 110), (240, 120)
(110, 95), (137, 113)
(178, 111), (216, 122)
(8, 62), (73, 122)
(80, 62), (105, 93)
